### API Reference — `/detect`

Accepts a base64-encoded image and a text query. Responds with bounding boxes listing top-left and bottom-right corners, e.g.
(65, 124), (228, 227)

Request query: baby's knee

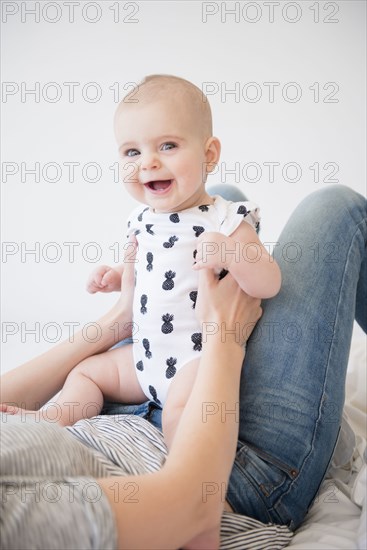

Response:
(66, 356), (99, 380)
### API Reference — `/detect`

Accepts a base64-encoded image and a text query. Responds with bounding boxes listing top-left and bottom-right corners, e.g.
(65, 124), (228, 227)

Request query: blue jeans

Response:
(103, 183), (367, 530)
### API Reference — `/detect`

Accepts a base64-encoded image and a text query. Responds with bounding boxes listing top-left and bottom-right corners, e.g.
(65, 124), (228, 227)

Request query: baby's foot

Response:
(1, 403), (29, 415)
(0, 404), (52, 423)
(183, 525), (220, 550)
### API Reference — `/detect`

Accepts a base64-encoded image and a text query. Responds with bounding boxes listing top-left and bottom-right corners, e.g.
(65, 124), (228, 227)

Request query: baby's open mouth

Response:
(145, 180), (172, 191)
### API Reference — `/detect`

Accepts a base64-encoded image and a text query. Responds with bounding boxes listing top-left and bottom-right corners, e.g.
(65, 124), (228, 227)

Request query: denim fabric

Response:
(101, 399), (162, 431)
(226, 184), (367, 529)
(103, 183), (367, 531)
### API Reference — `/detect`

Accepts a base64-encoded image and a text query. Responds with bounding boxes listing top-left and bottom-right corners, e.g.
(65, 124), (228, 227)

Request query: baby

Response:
(3, 74), (281, 550)
(3, 74), (281, 431)
(84, 74), (280, 441)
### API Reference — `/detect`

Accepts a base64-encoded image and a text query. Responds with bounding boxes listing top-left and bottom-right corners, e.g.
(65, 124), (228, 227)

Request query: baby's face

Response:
(115, 98), (216, 213)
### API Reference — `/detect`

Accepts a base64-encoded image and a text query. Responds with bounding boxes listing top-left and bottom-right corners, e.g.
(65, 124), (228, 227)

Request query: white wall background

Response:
(1, 0), (366, 373)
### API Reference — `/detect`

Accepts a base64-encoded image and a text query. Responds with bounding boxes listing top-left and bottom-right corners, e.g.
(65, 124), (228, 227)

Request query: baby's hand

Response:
(86, 265), (122, 293)
(193, 232), (234, 273)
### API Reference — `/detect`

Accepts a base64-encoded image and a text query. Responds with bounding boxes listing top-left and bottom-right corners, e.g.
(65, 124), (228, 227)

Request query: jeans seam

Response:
(275, 219), (366, 523)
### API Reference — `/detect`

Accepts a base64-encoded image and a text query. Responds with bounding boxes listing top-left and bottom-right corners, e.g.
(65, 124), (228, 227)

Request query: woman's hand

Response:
(193, 231), (233, 272)
(196, 268), (262, 348)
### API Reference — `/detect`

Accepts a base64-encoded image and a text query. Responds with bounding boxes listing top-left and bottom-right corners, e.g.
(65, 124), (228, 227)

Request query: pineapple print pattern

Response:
(149, 385), (161, 405)
(146, 252), (153, 272)
(138, 207), (149, 221)
(140, 295), (148, 314)
(126, 195), (260, 406)
(161, 313), (174, 334)
(162, 270), (176, 291)
(142, 338), (152, 359)
(193, 225), (205, 238)
(191, 333), (202, 352)
(237, 205), (248, 216)
(163, 236), (179, 248)
(165, 357), (177, 379)
(189, 291), (197, 309)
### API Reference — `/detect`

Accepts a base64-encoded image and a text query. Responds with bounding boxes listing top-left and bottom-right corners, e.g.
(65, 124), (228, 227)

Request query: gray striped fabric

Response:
(0, 413), (293, 549)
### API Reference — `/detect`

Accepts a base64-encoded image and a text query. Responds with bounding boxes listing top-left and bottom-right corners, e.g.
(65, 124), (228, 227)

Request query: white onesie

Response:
(126, 194), (260, 406)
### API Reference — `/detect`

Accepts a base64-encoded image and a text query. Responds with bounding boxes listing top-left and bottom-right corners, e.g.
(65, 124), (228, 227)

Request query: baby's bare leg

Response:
(2, 345), (147, 427)
(162, 359), (199, 449)
(55, 344), (147, 426)
(163, 360), (221, 550)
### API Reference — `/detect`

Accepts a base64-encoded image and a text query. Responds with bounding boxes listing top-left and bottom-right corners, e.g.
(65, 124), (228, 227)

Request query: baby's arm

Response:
(86, 235), (138, 293)
(194, 222), (281, 299)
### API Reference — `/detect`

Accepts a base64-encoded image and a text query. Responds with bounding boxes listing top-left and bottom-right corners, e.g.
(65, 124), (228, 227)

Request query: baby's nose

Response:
(140, 152), (160, 170)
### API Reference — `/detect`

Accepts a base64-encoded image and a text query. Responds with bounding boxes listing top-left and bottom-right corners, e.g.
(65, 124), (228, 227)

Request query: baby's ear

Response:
(204, 136), (221, 174)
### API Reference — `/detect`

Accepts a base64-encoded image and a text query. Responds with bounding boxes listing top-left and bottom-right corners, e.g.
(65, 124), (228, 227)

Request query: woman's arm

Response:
(0, 241), (137, 409)
(98, 269), (262, 550)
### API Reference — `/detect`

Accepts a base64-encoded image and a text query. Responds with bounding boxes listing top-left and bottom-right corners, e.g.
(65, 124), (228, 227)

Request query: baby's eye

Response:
(125, 149), (140, 157)
(161, 142), (177, 151)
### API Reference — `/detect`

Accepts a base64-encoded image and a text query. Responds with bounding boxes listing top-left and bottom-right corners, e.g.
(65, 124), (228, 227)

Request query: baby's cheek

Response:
(120, 161), (138, 184)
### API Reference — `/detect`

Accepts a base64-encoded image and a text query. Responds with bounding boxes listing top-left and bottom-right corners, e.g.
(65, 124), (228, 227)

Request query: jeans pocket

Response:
(235, 441), (298, 499)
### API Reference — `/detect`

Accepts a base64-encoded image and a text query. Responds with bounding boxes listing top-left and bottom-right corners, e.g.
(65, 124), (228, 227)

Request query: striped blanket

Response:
(0, 413), (293, 549)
